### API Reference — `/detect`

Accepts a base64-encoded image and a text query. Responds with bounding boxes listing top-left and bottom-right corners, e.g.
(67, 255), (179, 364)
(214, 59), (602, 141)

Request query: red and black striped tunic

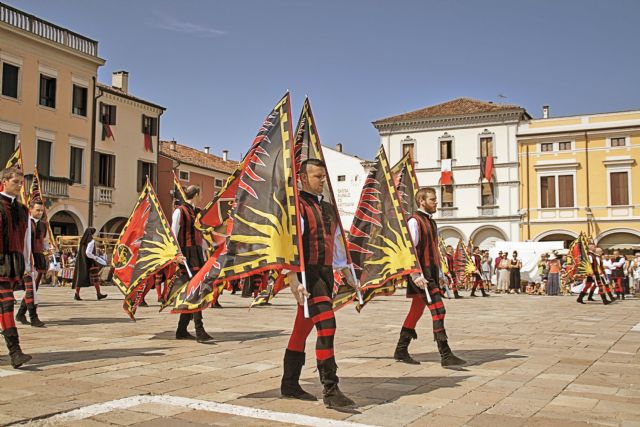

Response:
(298, 191), (337, 268)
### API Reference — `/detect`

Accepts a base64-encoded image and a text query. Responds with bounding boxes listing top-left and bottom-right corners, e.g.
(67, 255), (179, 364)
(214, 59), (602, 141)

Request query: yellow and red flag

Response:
(112, 180), (182, 320)
(171, 93), (303, 313)
(453, 240), (477, 284)
(348, 147), (421, 294)
(1, 144), (28, 204)
(27, 168), (58, 252)
(390, 151), (419, 220)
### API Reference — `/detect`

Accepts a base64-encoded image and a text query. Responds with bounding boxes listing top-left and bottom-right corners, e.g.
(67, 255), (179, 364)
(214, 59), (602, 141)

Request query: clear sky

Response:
(8, 0), (640, 160)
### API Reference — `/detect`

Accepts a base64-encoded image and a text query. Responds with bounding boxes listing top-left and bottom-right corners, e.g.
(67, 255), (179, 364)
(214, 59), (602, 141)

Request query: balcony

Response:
(94, 186), (114, 204)
(0, 3), (99, 57)
(24, 174), (70, 199)
(478, 206), (498, 216)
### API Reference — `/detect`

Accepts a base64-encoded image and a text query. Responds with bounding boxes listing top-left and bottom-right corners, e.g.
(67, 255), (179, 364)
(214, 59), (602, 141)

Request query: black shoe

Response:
(5, 334), (32, 369)
(576, 293), (586, 304)
(10, 349), (32, 369)
(74, 294), (82, 301)
(437, 340), (467, 367)
(393, 327), (420, 364)
(175, 330), (196, 340)
(196, 329), (214, 343)
(470, 291), (478, 297)
(213, 301), (223, 308)
(29, 315), (45, 328)
(281, 349), (317, 401)
(454, 291), (463, 299)
(97, 293), (108, 300)
(481, 290), (490, 297)
(323, 384), (355, 409)
(139, 300), (149, 307)
(16, 311), (29, 325)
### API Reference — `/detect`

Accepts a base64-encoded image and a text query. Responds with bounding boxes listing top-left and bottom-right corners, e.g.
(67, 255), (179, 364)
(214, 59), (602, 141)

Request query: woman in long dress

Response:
(509, 251), (522, 294)
(497, 253), (510, 292)
(546, 254), (561, 296)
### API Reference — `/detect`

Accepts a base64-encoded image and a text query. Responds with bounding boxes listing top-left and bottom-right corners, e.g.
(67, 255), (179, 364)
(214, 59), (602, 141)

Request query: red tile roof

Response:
(373, 97), (526, 125)
(159, 140), (237, 174)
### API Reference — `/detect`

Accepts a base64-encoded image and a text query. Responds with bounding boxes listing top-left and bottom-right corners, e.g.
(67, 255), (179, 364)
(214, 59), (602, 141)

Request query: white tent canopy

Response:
(490, 241), (565, 283)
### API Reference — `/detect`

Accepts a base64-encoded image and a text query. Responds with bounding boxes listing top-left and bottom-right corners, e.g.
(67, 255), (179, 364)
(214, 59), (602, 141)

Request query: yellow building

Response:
(0, 2), (104, 235)
(517, 108), (640, 249)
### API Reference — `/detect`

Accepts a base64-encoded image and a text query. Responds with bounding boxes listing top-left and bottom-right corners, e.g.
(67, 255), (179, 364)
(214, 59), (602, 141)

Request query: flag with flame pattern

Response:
(171, 93), (303, 313)
(27, 168), (58, 251)
(347, 147), (421, 291)
(112, 180), (182, 319)
(564, 232), (593, 280)
(2, 144), (28, 204)
(390, 151), (419, 219)
(453, 240), (477, 285)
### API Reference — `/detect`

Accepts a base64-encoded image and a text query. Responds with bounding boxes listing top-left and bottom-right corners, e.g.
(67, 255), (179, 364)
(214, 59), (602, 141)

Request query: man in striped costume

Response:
(171, 185), (213, 343)
(15, 200), (49, 327)
(394, 187), (466, 367)
(281, 159), (360, 409)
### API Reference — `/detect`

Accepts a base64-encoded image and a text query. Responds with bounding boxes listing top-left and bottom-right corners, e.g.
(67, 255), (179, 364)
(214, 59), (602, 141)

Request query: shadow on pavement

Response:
(412, 348), (526, 366)
(242, 374), (472, 406)
(150, 329), (287, 342)
(44, 317), (135, 326)
(16, 346), (167, 370)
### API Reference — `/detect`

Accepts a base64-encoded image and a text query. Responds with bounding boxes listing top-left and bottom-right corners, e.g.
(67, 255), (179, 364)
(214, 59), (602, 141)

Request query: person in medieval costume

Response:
(470, 246), (489, 297)
(171, 185), (213, 343)
(445, 245), (462, 298)
(15, 200), (49, 327)
(610, 250), (626, 300)
(0, 167), (33, 368)
(72, 227), (108, 300)
(394, 187), (466, 367)
(281, 159), (360, 409)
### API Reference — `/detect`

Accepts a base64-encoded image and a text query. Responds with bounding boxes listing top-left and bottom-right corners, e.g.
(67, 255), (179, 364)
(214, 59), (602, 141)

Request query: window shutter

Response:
(110, 105), (117, 125)
(558, 175), (574, 207)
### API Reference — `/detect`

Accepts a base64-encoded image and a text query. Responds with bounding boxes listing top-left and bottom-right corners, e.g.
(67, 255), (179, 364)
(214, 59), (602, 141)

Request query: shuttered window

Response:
(540, 176), (555, 208)
(610, 172), (629, 206)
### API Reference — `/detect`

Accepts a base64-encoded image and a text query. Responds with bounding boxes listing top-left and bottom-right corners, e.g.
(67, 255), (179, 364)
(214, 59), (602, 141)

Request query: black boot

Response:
(175, 313), (196, 340)
(97, 292), (108, 300)
(437, 340), (466, 367)
(281, 349), (316, 400)
(3, 329), (32, 369)
(481, 288), (490, 297)
(193, 312), (214, 343)
(213, 300), (223, 308)
(601, 294), (611, 305)
(607, 291), (616, 302)
(74, 293), (82, 301)
(28, 306), (45, 328)
(393, 327), (420, 364)
(15, 300), (29, 325)
(576, 292), (586, 304)
(470, 289), (477, 297)
(453, 290), (463, 299)
(318, 357), (355, 409)
(587, 287), (596, 301)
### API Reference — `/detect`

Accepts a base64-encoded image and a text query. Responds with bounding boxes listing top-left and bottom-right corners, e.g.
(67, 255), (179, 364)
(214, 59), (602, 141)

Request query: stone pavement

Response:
(0, 286), (639, 426)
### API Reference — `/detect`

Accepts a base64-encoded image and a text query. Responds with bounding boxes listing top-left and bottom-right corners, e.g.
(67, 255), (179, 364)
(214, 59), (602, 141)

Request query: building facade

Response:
(157, 140), (237, 215)
(517, 108), (640, 249)
(0, 2), (104, 236)
(321, 144), (372, 229)
(92, 72), (165, 236)
(373, 98), (531, 249)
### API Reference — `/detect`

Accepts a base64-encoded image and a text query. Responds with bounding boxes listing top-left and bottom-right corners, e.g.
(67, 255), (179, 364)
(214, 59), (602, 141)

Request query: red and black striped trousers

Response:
(0, 278), (20, 334)
(403, 287), (448, 341)
(287, 266), (336, 361)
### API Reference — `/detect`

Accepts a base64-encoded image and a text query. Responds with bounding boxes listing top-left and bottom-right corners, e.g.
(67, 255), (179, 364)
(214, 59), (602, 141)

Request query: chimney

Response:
(542, 105), (549, 119)
(204, 146), (210, 154)
(222, 150), (229, 162)
(170, 140), (177, 151)
(112, 71), (129, 93)
(335, 143), (343, 152)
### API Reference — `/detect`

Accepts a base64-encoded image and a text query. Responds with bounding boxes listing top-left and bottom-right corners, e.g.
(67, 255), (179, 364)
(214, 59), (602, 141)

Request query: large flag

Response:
(28, 168), (58, 252)
(171, 93), (303, 313)
(438, 236), (450, 277)
(347, 146), (421, 292)
(390, 151), (419, 219)
(1, 144), (28, 204)
(564, 232), (593, 280)
(453, 240), (477, 285)
(112, 180), (182, 320)
(172, 171), (188, 206)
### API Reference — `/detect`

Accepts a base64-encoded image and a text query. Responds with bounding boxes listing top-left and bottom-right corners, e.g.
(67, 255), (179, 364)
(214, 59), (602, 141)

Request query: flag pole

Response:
(302, 270), (309, 318)
(349, 264), (364, 305)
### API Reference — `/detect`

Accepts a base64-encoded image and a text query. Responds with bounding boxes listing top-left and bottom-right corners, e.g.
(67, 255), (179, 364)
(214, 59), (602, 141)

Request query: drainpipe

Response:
(155, 110), (164, 190)
(526, 144), (531, 240)
(88, 77), (102, 228)
(584, 131), (591, 236)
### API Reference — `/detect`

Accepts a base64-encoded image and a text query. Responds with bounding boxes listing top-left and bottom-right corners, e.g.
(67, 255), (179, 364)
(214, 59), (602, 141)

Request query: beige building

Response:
(518, 107), (640, 249)
(93, 72), (165, 235)
(0, 2), (104, 235)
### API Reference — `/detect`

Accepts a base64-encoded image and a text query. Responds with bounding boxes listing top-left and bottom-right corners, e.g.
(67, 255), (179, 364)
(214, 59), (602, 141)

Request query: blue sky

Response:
(8, 0), (640, 160)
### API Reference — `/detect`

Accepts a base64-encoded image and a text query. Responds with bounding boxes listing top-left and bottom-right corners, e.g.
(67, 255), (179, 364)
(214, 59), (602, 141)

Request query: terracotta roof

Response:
(97, 83), (165, 111)
(373, 97), (525, 125)
(159, 140), (237, 174)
